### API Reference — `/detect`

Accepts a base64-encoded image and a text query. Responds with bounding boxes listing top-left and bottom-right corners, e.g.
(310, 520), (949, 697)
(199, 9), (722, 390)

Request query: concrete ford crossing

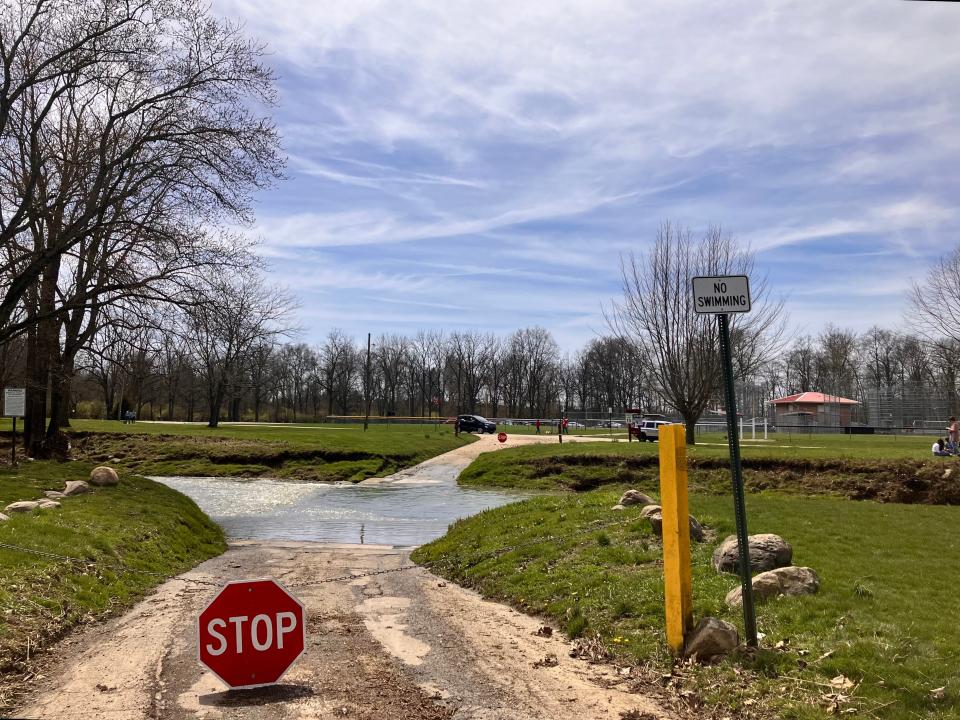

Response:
(198, 578), (306, 689)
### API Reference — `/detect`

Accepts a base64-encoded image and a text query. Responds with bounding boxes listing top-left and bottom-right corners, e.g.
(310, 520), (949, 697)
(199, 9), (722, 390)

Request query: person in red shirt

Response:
(562, 417), (569, 434)
(535, 418), (541, 434)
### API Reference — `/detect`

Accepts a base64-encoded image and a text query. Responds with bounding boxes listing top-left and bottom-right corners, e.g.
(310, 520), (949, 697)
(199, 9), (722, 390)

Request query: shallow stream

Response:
(151, 475), (526, 546)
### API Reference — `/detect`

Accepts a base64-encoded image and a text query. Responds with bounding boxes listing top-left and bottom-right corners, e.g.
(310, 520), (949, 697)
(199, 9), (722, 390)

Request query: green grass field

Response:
(0, 461), (225, 709)
(504, 427), (943, 461)
(47, 419), (476, 482)
(413, 487), (960, 719)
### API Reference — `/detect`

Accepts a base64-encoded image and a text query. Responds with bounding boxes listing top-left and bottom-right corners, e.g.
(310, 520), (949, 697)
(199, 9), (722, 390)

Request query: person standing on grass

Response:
(947, 416), (958, 446)
(933, 438), (950, 457)
(562, 417), (569, 435)
(535, 418), (541, 434)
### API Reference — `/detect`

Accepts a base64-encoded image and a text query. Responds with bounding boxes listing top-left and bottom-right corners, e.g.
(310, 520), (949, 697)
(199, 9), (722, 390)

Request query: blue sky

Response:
(212, 0), (960, 349)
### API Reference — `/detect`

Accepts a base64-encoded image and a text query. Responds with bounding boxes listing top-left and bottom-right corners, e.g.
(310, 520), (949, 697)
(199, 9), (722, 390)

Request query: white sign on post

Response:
(4, 387), (26, 417)
(692, 275), (752, 314)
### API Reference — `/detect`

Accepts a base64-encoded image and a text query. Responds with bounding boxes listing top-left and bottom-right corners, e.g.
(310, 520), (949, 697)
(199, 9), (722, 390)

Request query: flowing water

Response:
(151, 475), (527, 546)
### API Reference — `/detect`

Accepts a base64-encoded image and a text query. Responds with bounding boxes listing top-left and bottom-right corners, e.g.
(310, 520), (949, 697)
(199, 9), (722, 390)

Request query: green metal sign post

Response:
(691, 276), (758, 648)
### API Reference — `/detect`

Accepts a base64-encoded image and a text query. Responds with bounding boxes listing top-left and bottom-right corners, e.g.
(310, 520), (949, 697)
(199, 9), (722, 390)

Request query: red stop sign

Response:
(198, 579), (306, 689)
(497, 432), (507, 443)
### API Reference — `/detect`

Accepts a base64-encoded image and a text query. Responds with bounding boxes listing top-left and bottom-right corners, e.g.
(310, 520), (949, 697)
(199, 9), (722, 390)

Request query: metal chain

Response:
(286, 564), (421, 587)
(0, 540), (422, 589)
(0, 541), (226, 587)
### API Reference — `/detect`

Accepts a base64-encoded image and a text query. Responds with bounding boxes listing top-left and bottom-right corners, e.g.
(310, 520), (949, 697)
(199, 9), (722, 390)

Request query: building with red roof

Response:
(770, 392), (860, 428)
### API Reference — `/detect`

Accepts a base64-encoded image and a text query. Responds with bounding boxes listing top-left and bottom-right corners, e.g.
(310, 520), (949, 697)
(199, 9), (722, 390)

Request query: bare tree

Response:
(184, 270), (295, 428)
(375, 334), (409, 416)
(908, 246), (960, 345)
(246, 341), (278, 422)
(319, 330), (359, 416)
(815, 325), (860, 399)
(0, 0), (281, 341)
(1, 0), (282, 453)
(575, 337), (649, 412)
(608, 222), (785, 444)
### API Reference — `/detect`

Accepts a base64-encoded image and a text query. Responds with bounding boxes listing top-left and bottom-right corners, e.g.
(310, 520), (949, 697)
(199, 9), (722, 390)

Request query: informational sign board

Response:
(691, 275), (751, 314)
(3, 387), (25, 417)
(198, 578), (306, 689)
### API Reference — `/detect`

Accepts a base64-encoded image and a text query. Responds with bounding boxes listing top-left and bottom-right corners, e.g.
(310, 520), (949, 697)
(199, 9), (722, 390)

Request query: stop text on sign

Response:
(204, 611), (299, 655)
(691, 275), (752, 314)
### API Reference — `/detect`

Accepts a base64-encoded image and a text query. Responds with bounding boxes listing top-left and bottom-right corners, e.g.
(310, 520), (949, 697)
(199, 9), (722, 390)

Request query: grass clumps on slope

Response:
(413, 488), (960, 719)
(0, 460), (226, 694)
(458, 440), (960, 504)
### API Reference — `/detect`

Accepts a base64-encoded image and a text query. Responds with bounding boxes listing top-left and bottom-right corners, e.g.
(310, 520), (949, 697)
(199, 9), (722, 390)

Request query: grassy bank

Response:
(62, 420), (475, 482)
(458, 440), (960, 504)
(0, 460), (225, 708)
(413, 488), (959, 719)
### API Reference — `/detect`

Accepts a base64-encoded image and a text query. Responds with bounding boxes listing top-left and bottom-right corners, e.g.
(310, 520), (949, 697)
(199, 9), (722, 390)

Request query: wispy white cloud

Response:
(745, 198), (956, 253)
(212, 0), (960, 345)
(253, 189), (642, 249)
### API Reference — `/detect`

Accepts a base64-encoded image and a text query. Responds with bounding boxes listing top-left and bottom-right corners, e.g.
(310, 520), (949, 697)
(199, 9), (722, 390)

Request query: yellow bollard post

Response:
(659, 423), (693, 654)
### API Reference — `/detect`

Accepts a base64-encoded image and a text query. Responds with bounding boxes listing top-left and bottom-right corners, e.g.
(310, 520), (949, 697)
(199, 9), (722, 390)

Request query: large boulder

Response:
(684, 617), (739, 660)
(63, 480), (90, 497)
(618, 489), (656, 507)
(37, 499), (61, 510)
(640, 504), (706, 543)
(0, 512), (10, 522)
(713, 533), (792, 574)
(89, 466), (119, 487)
(726, 566), (820, 606)
(44, 491), (66, 499)
(4, 500), (40, 513)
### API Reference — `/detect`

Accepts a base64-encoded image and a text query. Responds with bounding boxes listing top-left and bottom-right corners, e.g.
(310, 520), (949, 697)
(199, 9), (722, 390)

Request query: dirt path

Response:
(15, 433), (669, 720)
(360, 431), (611, 487)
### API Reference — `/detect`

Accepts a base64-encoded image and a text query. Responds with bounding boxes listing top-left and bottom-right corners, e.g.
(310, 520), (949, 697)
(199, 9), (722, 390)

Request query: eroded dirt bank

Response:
(15, 542), (671, 720)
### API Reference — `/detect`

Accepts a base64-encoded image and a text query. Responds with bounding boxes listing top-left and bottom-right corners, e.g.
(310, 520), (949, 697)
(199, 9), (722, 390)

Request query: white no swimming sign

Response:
(692, 276), (752, 314)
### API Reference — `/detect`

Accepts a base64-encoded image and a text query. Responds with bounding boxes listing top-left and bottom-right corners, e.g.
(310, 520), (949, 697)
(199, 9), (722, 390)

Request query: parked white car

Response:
(638, 419), (669, 441)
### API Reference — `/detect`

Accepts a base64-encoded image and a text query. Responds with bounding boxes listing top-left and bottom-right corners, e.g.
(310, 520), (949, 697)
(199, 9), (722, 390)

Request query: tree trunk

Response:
(683, 412), (698, 445)
(23, 324), (43, 453)
(208, 382), (224, 428)
(26, 302), (58, 456)
(103, 381), (114, 420)
(47, 354), (75, 438)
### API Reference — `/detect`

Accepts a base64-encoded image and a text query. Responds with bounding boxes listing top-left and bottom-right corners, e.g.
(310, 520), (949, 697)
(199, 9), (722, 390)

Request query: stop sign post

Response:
(497, 432), (507, 443)
(198, 579), (306, 689)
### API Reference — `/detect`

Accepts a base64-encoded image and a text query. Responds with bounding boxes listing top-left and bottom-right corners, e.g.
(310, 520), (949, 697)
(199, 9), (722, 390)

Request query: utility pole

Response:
(364, 333), (371, 432)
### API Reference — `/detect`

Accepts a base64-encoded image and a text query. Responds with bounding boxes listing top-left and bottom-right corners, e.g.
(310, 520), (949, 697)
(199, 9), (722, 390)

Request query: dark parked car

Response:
(457, 414), (496, 434)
